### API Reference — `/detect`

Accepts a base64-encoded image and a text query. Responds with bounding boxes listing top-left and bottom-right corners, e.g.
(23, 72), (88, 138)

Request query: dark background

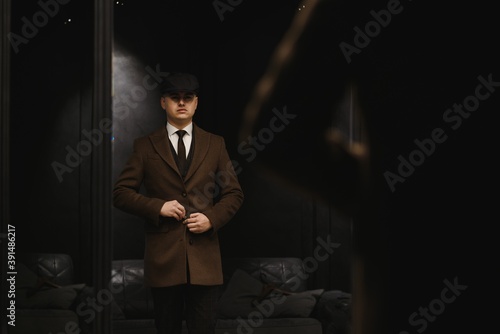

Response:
(6, 0), (498, 333)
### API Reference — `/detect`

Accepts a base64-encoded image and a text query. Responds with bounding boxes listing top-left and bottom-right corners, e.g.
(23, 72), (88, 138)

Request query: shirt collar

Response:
(166, 122), (193, 138)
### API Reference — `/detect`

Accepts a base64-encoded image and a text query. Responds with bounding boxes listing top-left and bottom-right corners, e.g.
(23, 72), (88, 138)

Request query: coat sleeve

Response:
(113, 138), (165, 226)
(203, 138), (244, 232)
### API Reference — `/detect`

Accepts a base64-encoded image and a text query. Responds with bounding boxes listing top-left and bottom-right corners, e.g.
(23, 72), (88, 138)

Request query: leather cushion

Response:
(16, 263), (85, 310)
(221, 257), (309, 292)
(216, 269), (321, 319)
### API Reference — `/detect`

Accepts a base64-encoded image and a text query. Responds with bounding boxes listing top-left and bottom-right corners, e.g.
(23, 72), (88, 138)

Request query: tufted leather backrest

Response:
(20, 253), (74, 286)
(221, 257), (309, 292)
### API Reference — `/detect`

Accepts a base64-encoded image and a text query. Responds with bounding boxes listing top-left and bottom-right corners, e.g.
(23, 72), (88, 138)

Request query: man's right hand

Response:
(160, 200), (186, 221)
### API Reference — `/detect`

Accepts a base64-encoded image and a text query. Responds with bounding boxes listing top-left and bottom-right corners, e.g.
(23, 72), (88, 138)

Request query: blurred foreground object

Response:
(239, 1), (387, 333)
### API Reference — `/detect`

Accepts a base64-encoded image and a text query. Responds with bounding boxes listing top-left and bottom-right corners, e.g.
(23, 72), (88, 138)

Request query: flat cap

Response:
(160, 72), (199, 95)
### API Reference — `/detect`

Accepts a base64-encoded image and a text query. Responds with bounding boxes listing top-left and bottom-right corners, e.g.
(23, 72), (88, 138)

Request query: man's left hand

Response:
(183, 212), (212, 233)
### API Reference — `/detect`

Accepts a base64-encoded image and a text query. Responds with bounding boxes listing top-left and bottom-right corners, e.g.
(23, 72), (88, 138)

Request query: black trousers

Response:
(151, 284), (219, 334)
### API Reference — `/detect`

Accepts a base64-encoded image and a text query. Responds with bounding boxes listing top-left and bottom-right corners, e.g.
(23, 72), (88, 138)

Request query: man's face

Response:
(161, 91), (198, 127)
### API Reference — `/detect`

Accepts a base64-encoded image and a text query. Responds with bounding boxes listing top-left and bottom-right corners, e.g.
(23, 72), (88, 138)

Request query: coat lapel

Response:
(149, 126), (179, 175)
(184, 124), (210, 182)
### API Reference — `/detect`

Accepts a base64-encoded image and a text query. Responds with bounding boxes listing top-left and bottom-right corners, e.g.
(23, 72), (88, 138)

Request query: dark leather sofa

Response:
(111, 257), (351, 334)
(13, 253), (351, 334)
(11, 253), (90, 334)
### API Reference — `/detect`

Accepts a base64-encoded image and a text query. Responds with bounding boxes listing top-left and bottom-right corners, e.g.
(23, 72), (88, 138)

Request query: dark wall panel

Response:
(10, 0), (94, 283)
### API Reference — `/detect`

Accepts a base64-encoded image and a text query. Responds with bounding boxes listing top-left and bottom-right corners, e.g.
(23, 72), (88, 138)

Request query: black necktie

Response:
(176, 130), (187, 176)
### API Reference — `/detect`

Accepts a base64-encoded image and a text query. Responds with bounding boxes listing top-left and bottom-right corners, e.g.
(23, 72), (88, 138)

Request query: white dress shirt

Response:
(166, 122), (193, 158)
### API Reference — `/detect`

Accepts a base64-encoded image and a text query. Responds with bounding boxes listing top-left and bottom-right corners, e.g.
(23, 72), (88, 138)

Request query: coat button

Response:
(189, 238), (193, 245)
(182, 192), (187, 197)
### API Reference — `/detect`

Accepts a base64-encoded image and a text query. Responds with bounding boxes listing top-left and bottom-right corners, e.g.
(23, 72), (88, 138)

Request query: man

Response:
(113, 72), (244, 334)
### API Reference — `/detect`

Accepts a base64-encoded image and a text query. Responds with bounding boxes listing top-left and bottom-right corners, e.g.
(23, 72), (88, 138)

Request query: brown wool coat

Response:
(113, 124), (244, 287)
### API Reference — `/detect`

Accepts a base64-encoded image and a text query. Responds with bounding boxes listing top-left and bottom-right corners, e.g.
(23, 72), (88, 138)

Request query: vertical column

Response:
(92, 0), (113, 333)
